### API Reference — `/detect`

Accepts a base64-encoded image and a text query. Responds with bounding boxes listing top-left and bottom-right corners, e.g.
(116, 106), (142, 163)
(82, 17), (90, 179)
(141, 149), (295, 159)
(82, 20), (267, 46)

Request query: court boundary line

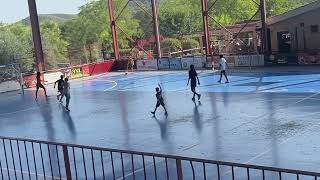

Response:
(103, 80), (118, 92)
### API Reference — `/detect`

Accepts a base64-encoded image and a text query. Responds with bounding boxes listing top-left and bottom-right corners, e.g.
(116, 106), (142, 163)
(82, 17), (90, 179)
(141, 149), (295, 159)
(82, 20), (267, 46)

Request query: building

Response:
(196, 0), (320, 60)
(210, 21), (260, 55)
(268, 0), (320, 53)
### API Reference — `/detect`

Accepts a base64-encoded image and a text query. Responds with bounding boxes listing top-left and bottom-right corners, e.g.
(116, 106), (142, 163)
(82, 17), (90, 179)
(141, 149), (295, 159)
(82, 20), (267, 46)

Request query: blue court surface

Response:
(1, 68), (320, 178)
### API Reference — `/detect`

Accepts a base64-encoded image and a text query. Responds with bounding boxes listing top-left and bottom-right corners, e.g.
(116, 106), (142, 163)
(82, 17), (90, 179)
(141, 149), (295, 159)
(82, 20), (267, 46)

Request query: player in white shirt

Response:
(218, 55), (229, 83)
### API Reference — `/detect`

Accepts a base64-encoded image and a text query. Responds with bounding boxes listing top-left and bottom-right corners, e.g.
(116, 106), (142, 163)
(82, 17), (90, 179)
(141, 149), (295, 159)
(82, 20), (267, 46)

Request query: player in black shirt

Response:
(151, 84), (168, 115)
(35, 72), (48, 100)
(54, 75), (64, 102)
(187, 65), (201, 101)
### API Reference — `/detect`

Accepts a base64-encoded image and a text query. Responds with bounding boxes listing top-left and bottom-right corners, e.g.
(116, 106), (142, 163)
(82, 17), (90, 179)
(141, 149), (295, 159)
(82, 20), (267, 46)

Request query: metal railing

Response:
(0, 136), (319, 180)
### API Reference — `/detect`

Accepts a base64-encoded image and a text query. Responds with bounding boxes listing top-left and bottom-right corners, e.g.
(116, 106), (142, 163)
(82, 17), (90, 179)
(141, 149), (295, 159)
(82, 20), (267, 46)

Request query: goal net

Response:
(0, 63), (24, 94)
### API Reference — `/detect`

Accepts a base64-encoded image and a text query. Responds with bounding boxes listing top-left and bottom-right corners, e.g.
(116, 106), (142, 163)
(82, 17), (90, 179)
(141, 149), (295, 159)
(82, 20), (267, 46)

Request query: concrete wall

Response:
(269, 8), (320, 53)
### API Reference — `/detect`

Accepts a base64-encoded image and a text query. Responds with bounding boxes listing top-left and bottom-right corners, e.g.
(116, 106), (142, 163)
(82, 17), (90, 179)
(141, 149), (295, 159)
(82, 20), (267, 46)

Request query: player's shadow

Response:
(154, 115), (169, 141)
(60, 104), (76, 140)
(37, 98), (55, 141)
(193, 100), (202, 133)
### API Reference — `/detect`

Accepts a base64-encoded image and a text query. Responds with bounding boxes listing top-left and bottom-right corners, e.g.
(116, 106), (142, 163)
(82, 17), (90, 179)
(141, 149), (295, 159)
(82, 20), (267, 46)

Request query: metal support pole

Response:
(260, 0), (268, 55)
(176, 159), (184, 180)
(63, 145), (72, 180)
(151, 0), (162, 59)
(201, 0), (211, 58)
(18, 64), (24, 95)
(107, 0), (120, 60)
(27, 0), (45, 72)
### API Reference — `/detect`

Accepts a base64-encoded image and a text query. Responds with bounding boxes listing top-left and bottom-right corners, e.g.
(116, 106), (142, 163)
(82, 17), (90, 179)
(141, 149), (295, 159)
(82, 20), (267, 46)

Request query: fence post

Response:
(176, 159), (183, 180)
(63, 145), (72, 180)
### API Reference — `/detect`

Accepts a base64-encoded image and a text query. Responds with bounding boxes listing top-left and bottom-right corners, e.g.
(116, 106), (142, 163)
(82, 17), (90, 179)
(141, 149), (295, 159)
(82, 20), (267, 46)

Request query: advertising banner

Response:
(250, 55), (265, 66)
(71, 68), (83, 78)
(137, 60), (158, 70)
(298, 53), (320, 64)
(181, 56), (206, 69)
(266, 54), (298, 65)
(181, 57), (194, 69)
(158, 58), (170, 70)
(234, 55), (264, 67)
(235, 56), (251, 67)
(169, 58), (182, 70)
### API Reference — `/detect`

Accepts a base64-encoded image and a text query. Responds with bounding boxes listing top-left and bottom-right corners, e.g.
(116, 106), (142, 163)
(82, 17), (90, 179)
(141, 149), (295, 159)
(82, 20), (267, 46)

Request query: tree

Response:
(41, 22), (69, 69)
(209, 0), (257, 26)
(182, 38), (200, 50)
(159, 0), (258, 36)
(161, 38), (182, 55)
(61, 0), (141, 62)
(0, 24), (34, 72)
(159, 0), (202, 37)
(266, 0), (315, 17)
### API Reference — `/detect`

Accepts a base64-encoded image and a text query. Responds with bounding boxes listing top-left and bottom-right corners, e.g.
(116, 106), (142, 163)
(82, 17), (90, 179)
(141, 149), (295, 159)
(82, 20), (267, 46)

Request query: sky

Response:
(0, 0), (90, 24)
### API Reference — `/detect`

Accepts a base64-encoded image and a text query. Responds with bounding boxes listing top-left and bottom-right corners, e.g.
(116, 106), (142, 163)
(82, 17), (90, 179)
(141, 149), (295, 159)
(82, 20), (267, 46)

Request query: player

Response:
(218, 55), (229, 83)
(64, 78), (71, 111)
(54, 75), (64, 102)
(35, 72), (48, 100)
(211, 59), (215, 71)
(187, 65), (201, 101)
(151, 84), (167, 115)
(126, 56), (135, 74)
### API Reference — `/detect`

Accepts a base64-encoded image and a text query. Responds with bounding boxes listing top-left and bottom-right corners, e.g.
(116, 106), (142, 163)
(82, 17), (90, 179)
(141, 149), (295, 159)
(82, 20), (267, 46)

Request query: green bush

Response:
(119, 48), (144, 59)
(119, 49), (132, 56)
(181, 38), (200, 50)
(161, 38), (182, 55)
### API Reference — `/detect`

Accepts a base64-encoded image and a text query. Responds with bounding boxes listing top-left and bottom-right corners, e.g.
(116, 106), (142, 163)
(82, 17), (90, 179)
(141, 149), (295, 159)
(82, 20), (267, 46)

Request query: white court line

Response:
(1, 80), (117, 116)
(103, 80), (118, 92)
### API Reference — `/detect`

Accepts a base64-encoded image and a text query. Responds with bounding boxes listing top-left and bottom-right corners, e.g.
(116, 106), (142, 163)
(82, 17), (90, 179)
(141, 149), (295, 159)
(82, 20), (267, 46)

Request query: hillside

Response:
(20, 14), (76, 25)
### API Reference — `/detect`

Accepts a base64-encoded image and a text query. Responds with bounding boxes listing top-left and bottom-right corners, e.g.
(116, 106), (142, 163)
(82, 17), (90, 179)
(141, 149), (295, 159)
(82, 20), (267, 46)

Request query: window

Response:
(311, 25), (319, 33)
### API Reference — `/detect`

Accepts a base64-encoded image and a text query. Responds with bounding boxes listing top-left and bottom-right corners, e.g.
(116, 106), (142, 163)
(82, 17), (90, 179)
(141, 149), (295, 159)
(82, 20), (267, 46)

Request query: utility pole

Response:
(260, 0), (269, 54)
(201, 0), (211, 59)
(27, 0), (45, 72)
(107, 0), (120, 60)
(151, 0), (162, 59)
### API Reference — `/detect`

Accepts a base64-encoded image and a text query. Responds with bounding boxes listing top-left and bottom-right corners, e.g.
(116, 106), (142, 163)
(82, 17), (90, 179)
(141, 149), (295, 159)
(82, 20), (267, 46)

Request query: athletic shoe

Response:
(198, 94), (201, 100)
(218, 80), (221, 83)
(151, 111), (155, 115)
(192, 97), (195, 101)
(66, 107), (70, 111)
(226, 81), (229, 83)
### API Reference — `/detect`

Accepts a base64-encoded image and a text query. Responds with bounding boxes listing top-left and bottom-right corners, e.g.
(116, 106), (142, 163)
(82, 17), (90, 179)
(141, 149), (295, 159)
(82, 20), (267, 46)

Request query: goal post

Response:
(0, 63), (24, 95)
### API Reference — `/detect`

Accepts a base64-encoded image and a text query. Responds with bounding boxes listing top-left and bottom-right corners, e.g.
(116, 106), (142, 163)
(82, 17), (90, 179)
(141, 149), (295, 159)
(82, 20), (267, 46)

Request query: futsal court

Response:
(1, 67), (320, 179)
